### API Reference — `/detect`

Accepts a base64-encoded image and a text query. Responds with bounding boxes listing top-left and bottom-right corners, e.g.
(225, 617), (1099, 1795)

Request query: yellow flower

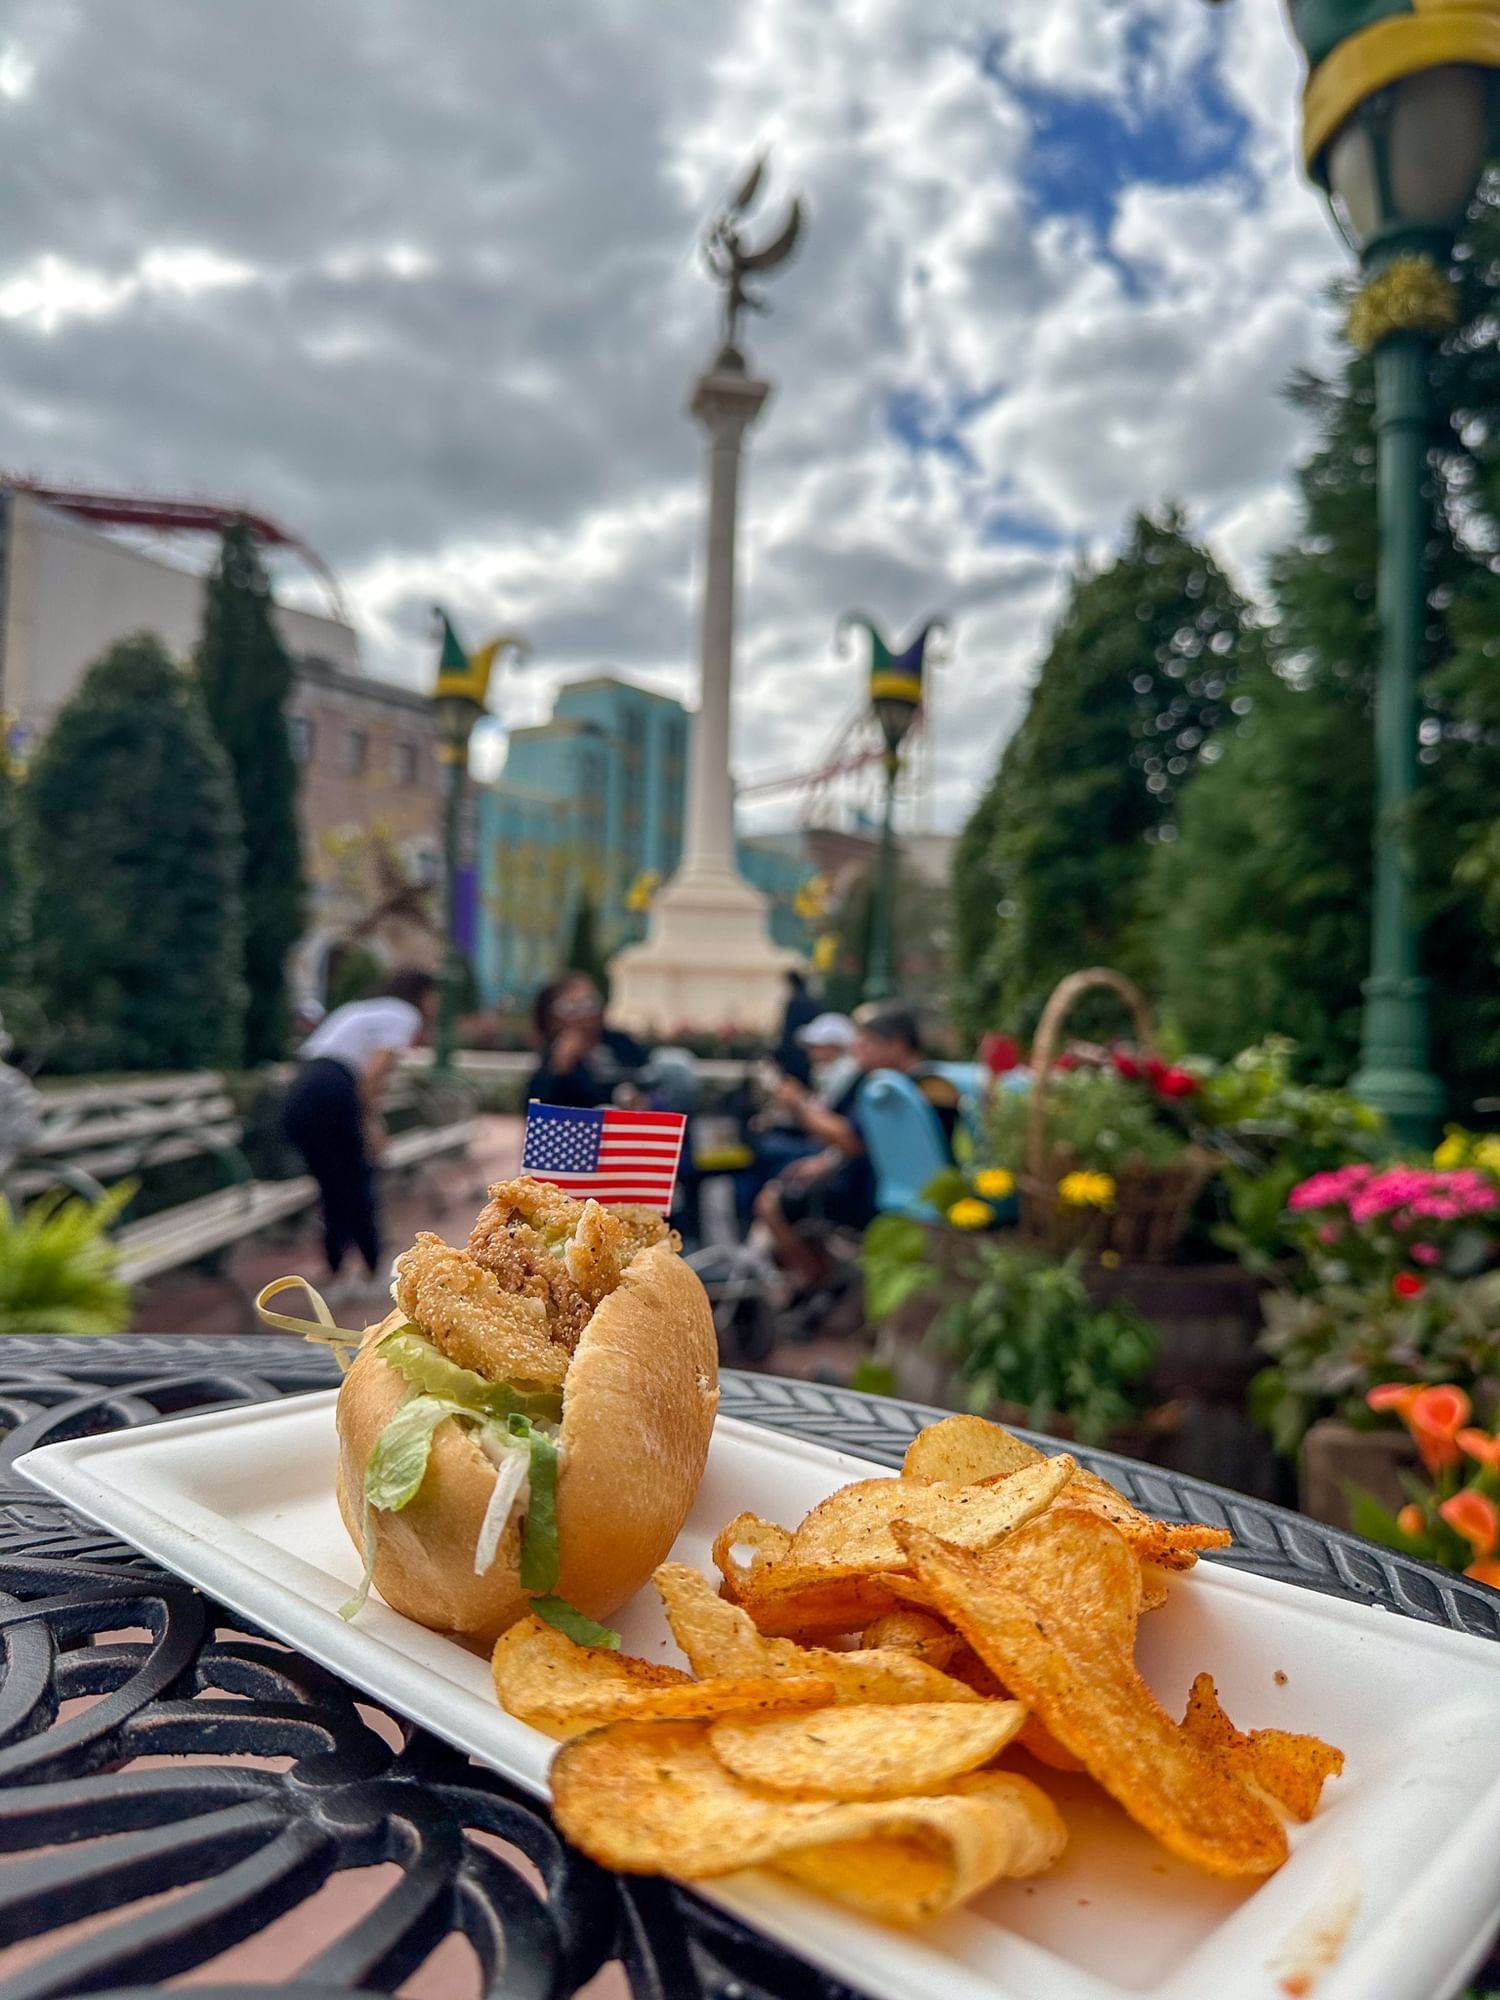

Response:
(1057, 1171), (1116, 1210)
(974, 1168), (1015, 1200)
(947, 1198), (994, 1231)
(1434, 1129), (1470, 1170)
(1099, 1249), (1121, 1268)
(1475, 1136), (1500, 1177)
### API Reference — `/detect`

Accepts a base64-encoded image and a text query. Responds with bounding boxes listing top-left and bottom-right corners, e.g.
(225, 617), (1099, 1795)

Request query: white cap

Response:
(798, 1012), (855, 1050)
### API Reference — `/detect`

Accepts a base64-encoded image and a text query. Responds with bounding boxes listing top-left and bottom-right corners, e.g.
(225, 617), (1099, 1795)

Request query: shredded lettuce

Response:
(531, 1596), (620, 1649)
(363, 1394), (470, 1512)
(509, 1414), (560, 1594)
(377, 1328), (562, 1426)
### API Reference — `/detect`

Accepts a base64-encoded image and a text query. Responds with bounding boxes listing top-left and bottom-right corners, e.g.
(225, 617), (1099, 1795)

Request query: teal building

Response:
(476, 675), (812, 1005)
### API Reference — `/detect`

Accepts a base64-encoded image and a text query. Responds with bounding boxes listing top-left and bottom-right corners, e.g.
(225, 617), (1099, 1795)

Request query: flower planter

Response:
(1298, 1419), (1417, 1534)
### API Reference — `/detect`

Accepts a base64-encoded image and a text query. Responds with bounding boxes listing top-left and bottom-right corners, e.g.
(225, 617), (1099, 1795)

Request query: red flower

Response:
(1153, 1066), (1199, 1099)
(980, 1033), (1021, 1076)
(1053, 1052), (1079, 1073)
(1392, 1272), (1425, 1301)
(1112, 1047), (1143, 1082)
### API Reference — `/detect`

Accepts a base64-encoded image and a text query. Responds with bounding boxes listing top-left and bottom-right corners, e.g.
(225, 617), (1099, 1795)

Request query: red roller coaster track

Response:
(5, 478), (349, 623)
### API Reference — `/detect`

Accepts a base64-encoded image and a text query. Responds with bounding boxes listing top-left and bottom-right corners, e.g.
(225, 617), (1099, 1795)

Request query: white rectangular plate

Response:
(18, 1395), (1500, 2000)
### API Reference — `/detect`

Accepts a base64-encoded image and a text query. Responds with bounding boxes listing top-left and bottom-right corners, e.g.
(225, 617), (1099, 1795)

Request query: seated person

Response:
(754, 1001), (957, 1299)
(528, 972), (648, 1110)
(749, 1011), (860, 1187)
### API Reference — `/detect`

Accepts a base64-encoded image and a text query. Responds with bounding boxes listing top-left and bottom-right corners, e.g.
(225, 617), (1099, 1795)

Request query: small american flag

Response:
(522, 1101), (687, 1210)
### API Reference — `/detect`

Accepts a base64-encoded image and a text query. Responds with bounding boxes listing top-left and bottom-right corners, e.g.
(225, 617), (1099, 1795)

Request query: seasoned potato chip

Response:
(902, 1414), (1046, 1485)
(713, 1511), (794, 1600)
(1063, 1468), (1231, 1570)
(708, 1699), (1027, 1799)
(941, 1638), (1086, 1772)
(1181, 1673), (1343, 1822)
(861, 1608), (959, 1668)
(655, 1563), (978, 1704)
(550, 1720), (1065, 1922)
(774, 1772), (1065, 1923)
(718, 1568), (910, 1639)
(492, 1616), (835, 1737)
(788, 1456), (1076, 1576)
(900, 1418), (1229, 1574)
(896, 1514), (1288, 1878)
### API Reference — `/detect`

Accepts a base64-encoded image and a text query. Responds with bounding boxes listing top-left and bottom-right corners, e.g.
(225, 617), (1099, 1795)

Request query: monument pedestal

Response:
(609, 863), (796, 1036)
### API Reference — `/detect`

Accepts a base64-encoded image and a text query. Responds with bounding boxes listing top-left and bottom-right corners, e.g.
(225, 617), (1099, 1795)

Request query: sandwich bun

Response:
(334, 1237), (718, 1647)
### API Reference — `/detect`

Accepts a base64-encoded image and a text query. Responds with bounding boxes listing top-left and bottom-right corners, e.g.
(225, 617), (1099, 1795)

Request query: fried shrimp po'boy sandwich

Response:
(332, 1177), (717, 1648)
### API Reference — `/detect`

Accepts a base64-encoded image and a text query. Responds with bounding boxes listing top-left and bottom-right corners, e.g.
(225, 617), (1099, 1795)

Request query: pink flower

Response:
(1410, 1242), (1442, 1266)
(1316, 1223), (1340, 1246)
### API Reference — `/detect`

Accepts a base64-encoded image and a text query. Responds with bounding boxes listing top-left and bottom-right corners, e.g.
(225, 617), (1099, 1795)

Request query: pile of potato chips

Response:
(493, 1415), (1344, 1927)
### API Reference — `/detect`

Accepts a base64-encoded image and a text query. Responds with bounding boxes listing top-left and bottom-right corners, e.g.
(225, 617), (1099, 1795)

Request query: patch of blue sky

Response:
(984, 22), (1256, 246)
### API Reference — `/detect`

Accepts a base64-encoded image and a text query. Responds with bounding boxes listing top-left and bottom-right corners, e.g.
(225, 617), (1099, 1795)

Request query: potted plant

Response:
(0, 1186), (132, 1335)
(860, 1216), (1166, 1450)
(1248, 1159), (1500, 1525)
(988, 969), (1216, 1264)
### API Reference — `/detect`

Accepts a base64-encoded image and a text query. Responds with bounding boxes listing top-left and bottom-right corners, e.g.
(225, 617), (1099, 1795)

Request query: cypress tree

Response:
(0, 742), (25, 997)
(953, 511), (1257, 1039)
(28, 634), (245, 1073)
(198, 519), (305, 1064)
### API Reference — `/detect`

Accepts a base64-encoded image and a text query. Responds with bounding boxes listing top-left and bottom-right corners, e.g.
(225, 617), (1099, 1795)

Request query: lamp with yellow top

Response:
(429, 609), (530, 1076)
(1210, 0), (1498, 1142)
(836, 613), (949, 1003)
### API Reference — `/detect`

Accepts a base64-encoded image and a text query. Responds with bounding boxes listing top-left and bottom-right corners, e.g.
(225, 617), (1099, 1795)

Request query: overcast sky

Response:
(0, 1), (1347, 831)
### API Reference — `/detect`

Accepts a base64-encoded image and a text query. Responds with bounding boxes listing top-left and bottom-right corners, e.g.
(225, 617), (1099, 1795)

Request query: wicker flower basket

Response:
(1019, 967), (1217, 1264)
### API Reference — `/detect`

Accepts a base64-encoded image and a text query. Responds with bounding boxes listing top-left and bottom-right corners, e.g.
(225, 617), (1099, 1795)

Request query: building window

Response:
(345, 728), (368, 775)
(394, 739), (418, 785)
(287, 715), (313, 764)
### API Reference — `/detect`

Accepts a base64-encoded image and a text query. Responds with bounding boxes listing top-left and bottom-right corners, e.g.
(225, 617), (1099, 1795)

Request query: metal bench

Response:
(15, 1071), (478, 1321)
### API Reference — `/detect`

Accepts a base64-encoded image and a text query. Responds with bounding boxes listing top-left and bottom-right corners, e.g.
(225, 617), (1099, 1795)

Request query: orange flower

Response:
(1439, 1489), (1500, 1559)
(1457, 1427), (1500, 1468)
(1465, 1558), (1500, 1589)
(1409, 1385), (1473, 1473)
(1396, 1503), (1425, 1538)
(1366, 1383), (1421, 1418)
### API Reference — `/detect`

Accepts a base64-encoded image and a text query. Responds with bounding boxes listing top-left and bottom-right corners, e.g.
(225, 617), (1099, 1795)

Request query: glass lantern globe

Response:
(431, 691), (481, 755)
(873, 693), (919, 755)
(1323, 62), (1494, 258)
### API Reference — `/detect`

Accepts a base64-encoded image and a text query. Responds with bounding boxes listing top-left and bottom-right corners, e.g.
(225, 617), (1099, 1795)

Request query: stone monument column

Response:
(680, 366), (767, 879)
(610, 162), (805, 1038)
(609, 359), (796, 1036)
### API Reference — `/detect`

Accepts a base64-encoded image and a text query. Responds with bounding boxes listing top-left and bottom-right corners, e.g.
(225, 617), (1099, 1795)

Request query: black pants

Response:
(283, 1057), (380, 1276)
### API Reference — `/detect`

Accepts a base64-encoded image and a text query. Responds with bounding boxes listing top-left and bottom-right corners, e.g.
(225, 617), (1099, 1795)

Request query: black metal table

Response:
(0, 1335), (1497, 2000)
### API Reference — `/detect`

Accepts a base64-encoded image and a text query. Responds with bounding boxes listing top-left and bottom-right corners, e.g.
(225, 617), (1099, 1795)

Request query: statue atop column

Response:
(701, 155), (803, 369)
(608, 160), (806, 1036)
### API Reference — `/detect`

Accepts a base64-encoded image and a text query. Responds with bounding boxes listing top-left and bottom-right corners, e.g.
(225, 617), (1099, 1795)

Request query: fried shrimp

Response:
(393, 1233), (573, 1389)
(466, 1178), (671, 1312)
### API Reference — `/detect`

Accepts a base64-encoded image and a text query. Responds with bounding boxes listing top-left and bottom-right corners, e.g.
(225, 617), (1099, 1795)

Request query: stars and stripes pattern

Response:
(521, 1101), (687, 1211)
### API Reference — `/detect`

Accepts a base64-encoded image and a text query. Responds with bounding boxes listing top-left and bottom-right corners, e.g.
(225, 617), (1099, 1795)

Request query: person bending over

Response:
(283, 968), (438, 1295)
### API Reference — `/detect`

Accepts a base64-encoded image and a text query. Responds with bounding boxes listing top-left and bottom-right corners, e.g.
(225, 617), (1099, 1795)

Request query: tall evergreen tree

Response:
(953, 510), (1257, 1039)
(1154, 192), (1500, 1101)
(0, 743), (25, 997)
(198, 519), (305, 1064)
(28, 634), (245, 1074)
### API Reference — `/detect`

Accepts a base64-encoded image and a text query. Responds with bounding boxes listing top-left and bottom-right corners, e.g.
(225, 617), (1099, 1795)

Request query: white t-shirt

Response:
(301, 998), (422, 1078)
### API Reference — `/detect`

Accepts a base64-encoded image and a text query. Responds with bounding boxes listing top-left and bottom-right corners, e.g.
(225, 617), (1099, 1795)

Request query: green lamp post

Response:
(430, 609), (529, 1078)
(838, 614), (948, 1003)
(1232, 0), (1500, 1142)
